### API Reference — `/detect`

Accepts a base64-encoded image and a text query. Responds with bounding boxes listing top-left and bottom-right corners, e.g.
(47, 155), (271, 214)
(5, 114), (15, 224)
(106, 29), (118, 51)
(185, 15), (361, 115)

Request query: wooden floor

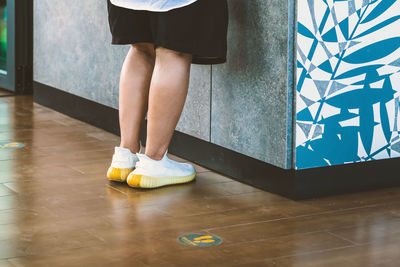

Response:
(1, 91), (400, 266)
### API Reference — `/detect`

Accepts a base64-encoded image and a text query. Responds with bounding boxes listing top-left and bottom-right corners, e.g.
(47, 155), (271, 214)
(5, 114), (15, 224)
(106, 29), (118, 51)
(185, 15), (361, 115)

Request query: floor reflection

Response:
(2, 92), (400, 266)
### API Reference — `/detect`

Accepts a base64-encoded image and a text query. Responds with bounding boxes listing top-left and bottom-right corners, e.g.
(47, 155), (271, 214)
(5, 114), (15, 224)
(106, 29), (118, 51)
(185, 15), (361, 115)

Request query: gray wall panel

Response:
(176, 65), (211, 141)
(33, 0), (293, 167)
(33, 0), (210, 140)
(33, 0), (121, 108)
(211, 0), (290, 168)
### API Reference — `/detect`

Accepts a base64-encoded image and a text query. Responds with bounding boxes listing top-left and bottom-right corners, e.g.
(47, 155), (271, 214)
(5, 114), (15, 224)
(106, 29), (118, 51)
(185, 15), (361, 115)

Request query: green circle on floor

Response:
(178, 233), (222, 247)
(0, 141), (24, 149)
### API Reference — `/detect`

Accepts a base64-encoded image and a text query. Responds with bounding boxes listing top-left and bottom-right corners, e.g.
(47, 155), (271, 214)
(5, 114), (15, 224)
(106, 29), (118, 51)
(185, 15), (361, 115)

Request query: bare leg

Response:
(145, 46), (193, 160)
(118, 42), (155, 153)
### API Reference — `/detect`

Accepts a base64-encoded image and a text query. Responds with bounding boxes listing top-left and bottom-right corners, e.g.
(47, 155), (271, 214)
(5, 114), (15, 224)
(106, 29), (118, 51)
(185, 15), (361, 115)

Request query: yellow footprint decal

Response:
(178, 233), (222, 247)
(0, 141), (24, 149)
(193, 235), (215, 243)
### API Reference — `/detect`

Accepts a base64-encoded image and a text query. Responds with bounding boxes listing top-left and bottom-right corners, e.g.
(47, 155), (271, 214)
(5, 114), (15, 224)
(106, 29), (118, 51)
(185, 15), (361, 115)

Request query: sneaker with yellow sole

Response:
(107, 141), (145, 182)
(126, 149), (196, 188)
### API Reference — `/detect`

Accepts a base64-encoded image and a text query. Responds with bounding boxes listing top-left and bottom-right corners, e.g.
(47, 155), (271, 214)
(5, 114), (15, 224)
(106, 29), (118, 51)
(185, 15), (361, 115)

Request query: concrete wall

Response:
(33, 0), (293, 169)
(211, 0), (292, 168)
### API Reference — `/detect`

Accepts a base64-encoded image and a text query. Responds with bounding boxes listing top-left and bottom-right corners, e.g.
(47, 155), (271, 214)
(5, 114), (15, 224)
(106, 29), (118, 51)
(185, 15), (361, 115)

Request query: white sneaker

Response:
(126, 149), (196, 188)
(107, 140), (145, 182)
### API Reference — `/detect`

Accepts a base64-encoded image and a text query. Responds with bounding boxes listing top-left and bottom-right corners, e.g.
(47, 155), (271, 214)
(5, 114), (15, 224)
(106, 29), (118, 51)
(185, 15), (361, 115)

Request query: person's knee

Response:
(155, 46), (192, 61)
(131, 42), (156, 59)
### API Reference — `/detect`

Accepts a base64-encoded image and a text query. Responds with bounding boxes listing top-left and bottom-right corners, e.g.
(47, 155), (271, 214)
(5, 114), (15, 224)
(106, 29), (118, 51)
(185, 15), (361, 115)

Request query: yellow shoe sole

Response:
(126, 171), (196, 188)
(107, 166), (134, 182)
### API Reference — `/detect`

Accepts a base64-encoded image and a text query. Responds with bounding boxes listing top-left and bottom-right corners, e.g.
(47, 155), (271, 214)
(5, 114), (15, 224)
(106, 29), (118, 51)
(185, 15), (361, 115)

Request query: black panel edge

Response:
(15, 0), (33, 94)
(142, 124), (296, 198)
(33, 81), (296, 199)
(294, 157), (400, 200)
(33, 81), (400, 200)
(33, 81), (120, 135)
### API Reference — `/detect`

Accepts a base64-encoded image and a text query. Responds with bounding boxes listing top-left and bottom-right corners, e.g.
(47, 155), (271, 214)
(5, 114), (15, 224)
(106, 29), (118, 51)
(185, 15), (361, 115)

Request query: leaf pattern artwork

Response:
(296, 0), (400, 169)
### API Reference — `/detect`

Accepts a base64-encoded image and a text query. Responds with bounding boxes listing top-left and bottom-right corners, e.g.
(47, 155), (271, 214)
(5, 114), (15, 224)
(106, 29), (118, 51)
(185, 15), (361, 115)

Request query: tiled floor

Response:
(1, 91), (400, 266)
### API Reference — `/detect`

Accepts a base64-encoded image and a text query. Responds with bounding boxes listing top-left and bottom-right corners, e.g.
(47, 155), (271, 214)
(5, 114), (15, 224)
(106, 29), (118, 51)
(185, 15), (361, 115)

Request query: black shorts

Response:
(107, 0), (228, 65)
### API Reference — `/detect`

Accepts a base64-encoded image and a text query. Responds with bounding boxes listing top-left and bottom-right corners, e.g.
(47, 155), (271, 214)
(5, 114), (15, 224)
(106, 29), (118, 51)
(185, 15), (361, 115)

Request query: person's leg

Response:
(119, 42), (155, 153)
(145, 46), (193, 160)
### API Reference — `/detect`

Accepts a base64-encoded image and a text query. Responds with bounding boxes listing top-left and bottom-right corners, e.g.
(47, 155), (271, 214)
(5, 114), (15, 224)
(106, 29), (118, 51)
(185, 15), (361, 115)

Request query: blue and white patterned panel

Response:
(296, 0), (400, 169)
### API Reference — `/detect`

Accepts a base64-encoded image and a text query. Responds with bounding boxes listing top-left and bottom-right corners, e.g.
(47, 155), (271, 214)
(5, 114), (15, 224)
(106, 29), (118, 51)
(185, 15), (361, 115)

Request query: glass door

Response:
(0, 0), (32, 94)
(0, 0), (14, 92)
(0, 0), (7, 75)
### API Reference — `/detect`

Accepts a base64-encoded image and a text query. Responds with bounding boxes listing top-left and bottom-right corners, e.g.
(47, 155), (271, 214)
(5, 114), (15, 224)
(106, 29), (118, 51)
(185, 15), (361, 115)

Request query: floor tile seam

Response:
(106, 183), (128, 196)
(0, 184), (17, 195)
(232, 244), (359, 266)
(324, 230), (359, 246)
(202, 228), (354, 249)
(201, 202), (400, 232)
(160, 207), (253, 219)
(324, 216), (400, 243)
(203, 215), (293, 232)
(3, 242), (112, 262)
(280, 202), (400, 220)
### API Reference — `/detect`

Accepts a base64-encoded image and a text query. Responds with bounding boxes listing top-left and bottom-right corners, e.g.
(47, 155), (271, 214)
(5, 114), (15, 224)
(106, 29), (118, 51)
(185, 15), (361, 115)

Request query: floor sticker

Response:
(178, 233), (223, 247)
(0, 141), (24, 149)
